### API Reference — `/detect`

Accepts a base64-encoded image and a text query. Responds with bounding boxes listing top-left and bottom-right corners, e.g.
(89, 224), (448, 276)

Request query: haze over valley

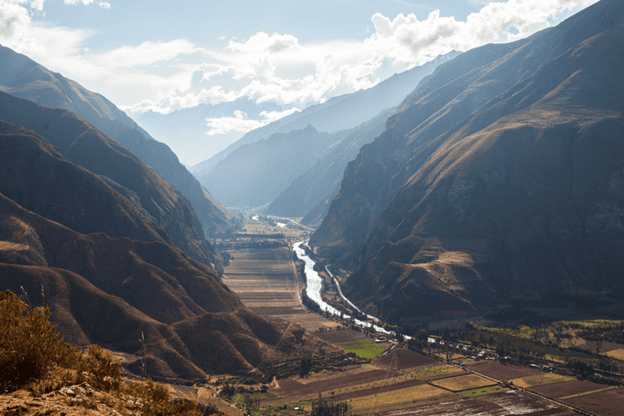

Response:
(1, 1), (624, 415)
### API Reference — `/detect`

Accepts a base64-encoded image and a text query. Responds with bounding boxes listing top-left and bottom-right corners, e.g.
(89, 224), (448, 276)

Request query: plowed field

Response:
(223, 248), (336, 331)
(531, 380), (608, 399)
(563, 387), (624, 416)
(376, 391), (573, 416)
(373, 349), (437, 369)
(469, 361), (541, 381)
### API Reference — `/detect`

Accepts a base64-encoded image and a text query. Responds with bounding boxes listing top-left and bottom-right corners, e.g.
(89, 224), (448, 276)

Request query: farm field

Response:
(604, 348), (624, 360)
(563, 387), (624, 416)
(510, 373), (574, 388)
(531, 379), (608, 399)
(372, 348), (438, 369)
(348, 383), (452, 413)
(336, 339), (387, 359)
(376, 391), (575, 416)
(265, 368), (400, 404)
(222, 248), (337, 332)
(430, 374), (495, 392)
(313, 328), (370, 344)
(469, 361), (542, 381)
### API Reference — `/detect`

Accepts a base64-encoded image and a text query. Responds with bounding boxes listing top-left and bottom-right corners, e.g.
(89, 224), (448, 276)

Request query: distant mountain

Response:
(0, 44), (237, 235)
(0, 91), (218, 267)
(311, 0), (624, 324)
(0, 122), (331, 379)
(136, 97), (284, 166)
(200, 125), (353, 208)
(192, 52), (460, 179)
(266, 108), (391, 223)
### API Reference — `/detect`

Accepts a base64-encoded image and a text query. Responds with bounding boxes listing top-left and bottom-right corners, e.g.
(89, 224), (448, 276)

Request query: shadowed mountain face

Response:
(0, 92), (218, 267)
(311, 0), (624, 323)
(266, 109), (391, 224)
(0, 124), (329, 379)
(0, 121), (170, 247)
(0, 45), (236, 235)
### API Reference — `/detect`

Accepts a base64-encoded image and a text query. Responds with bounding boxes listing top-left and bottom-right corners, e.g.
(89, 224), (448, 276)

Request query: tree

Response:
(299, 353), (313, 377)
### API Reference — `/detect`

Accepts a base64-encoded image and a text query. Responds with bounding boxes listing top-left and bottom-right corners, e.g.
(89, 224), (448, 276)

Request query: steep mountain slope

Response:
(0, 125), (331, 379)
(192, 52), (459, 178)
(312, 0), (624, 323)
(0, 92), (217, 266)
(266, 108), (391, 222)
(0, 44), (236, 234)
(200, 126), (354, 208)
(0, 121), (170, 247)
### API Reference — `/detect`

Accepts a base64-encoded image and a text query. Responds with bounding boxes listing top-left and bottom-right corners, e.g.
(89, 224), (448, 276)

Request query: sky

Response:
(0, 0), (599, 163)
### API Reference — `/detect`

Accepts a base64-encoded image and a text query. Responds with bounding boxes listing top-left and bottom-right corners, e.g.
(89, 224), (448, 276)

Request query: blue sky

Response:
(0, 0), (598, 163)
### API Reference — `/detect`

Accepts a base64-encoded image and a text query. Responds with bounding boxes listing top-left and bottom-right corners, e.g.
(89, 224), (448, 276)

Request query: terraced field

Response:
(222, 248), (337, 331)
(223, 248), (301, 308)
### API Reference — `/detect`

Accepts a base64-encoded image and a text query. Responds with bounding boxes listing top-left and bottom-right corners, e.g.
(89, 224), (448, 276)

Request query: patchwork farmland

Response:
(223, 247), (339, 332)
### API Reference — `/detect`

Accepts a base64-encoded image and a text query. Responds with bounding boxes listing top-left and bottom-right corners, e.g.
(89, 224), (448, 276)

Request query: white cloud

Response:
(0, 0), (600, 120)
(63, 0), (95, 5)
(98, 1), (110, 9)
(205, 107), (299, 136)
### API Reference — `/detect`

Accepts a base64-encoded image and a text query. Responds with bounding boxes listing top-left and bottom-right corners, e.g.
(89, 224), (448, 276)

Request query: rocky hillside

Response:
(0, 44), (237, 235)
(0, 123), (331, 380)
(311, 0), (624, 324)
(0, 92), (218, 267)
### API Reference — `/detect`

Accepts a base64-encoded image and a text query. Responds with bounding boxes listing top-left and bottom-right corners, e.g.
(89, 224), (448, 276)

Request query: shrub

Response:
(77, 344), (122, 391)
(0, 290), (69, 391)
(127, 378), (208, 416)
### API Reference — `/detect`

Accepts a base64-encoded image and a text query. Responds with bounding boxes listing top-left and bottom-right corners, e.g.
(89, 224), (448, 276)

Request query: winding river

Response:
(293, 241), (392, 335)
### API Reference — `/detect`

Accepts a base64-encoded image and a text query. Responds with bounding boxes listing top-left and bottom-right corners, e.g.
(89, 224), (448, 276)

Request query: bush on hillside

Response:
(0, 290), (77, 391)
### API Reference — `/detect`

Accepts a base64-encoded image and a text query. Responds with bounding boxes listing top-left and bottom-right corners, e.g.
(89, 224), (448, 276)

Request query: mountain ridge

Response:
(311, 0), (624, 323)
(0, 44), (237, 235)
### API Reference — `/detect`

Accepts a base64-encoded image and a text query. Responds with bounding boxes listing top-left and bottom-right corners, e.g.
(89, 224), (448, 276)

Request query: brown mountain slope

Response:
(0, 44), (236, 235)
(0, 192), (330, 379)
(312, 0), (624, 323)
(312, 0), (624, 266)
(0, 121), (170, 246)
(0, 92), (218, 267)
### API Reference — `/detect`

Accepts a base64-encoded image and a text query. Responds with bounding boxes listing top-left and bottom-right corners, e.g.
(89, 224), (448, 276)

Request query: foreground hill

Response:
(0, 123), (331, 379)
(311, 0), (624, 323)
(0, 44), (236, 234)
(0, 92), (218, 267)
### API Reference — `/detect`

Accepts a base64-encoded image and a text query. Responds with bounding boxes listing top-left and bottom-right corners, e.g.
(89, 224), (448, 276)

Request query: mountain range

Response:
(0, 45), (237, 235)
(311, 0), (624, 324)
(195, 52), (459, 211)
(191, 51), (459, 180)
(136, 97), (285, 166)
(0, 91), (218, 268)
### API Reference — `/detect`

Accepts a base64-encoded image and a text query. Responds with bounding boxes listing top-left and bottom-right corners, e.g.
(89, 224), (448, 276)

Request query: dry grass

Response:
(430, 374), (495, 392)
(604, 348), (624, 360)
(511, 373), (574, 388)
(0, 241), (29, 251)
(348, 384), (450, 410)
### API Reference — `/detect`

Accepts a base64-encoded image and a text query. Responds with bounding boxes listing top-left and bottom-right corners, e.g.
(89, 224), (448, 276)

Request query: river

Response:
(293, 241), (393, 335)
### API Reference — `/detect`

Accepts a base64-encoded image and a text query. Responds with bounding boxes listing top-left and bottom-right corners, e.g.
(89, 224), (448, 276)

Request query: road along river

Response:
(293, 241), (394, 335)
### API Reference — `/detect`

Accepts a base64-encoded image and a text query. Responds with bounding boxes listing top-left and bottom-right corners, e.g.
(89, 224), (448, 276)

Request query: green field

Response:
(337, 339), (386, 359)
